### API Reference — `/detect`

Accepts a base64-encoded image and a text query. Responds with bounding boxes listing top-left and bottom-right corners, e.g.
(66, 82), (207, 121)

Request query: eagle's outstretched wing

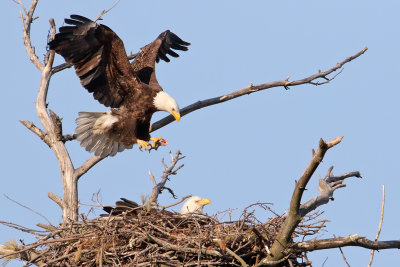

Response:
(131, 30), (190, 88)
(49, 15), (140, 108)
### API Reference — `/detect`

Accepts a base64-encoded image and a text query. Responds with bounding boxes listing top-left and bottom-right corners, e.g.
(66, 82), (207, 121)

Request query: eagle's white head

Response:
(180, 196), (211, 214)
(154, 91), (180, 122)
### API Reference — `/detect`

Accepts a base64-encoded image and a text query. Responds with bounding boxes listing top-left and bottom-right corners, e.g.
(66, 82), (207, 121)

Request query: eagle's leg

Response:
(150, 137), (168, 150)
(137, 139), (150, 151)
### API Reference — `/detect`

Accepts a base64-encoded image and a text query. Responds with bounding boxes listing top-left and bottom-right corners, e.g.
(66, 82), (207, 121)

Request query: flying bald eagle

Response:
(48, 15), (190, 157)
(180, 196), (211, 214)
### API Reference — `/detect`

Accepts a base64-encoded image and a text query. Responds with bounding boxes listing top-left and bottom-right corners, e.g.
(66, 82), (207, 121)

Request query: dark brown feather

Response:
(49, 15), (140, 108)
(131, 30), (190, 88)
(102, 198), (140, 216)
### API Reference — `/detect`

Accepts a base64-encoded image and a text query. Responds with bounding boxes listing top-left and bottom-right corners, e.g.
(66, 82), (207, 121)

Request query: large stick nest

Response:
(3, 203), (321, 266)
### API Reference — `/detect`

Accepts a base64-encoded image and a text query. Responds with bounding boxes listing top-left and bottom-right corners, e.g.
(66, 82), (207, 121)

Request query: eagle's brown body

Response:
(48, 15), (189, 157)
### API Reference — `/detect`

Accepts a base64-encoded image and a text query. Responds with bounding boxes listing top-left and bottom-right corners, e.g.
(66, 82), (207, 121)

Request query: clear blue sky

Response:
(2, 0), (399, 266)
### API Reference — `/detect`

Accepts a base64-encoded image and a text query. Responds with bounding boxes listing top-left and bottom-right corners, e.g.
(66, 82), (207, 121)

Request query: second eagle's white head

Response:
(181, 196), (211, 214)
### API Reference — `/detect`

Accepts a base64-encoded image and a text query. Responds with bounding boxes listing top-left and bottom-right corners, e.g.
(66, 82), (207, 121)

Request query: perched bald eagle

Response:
(180, 196), (211, 214)
(48, 15), (190, 157)
(102, 196), (211, 216)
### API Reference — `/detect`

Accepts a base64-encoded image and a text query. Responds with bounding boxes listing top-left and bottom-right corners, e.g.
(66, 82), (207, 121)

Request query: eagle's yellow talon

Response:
(150, 136), (163, 150)
(150, 136), (162, 145)
(137, 139), (150, 151)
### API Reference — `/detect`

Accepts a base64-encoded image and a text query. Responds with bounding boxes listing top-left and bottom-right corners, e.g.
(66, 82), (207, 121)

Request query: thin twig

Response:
(161, 195), (192, 210)
(0, 221), (47, 235)
(367, 184), (386, 267)
(4, 194), (53, 226)
(334, 234), (351, 267)
(94, 0), (121, 22)
(148, 171), (157, 187)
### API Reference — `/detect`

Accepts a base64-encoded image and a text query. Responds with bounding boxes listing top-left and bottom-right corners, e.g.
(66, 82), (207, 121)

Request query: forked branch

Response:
(265, 137), (344, 263)
(14, 0), (43, 71)
(149, 150), (185, 205)
(299, 167), (362, 216)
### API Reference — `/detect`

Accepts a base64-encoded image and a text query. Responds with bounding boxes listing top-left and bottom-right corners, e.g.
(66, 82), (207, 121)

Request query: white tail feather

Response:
(75, 112), (126, 157)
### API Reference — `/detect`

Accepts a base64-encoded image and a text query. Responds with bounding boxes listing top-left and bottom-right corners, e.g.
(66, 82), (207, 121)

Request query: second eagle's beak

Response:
(172, 111), (181, 122)
(198, 198), (211, 206)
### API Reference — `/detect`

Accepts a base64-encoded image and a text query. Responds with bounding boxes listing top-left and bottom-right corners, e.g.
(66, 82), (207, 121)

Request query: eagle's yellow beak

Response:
(172, 111), (181, 122)
(198, 198), (211, 206)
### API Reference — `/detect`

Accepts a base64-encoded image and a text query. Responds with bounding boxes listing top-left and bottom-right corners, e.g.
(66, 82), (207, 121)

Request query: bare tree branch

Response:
(334, 234), (351, 267)
(4, 195), (53, 227)
(14, 0), (43, 71)
(48, 192), (64, 211)
(74, 156), (104, 181)
(150, 48), (368, 133)
(19, 120), (51, 147)
(160, 194), (192, 210)
(94, 0), (121, 22)
(149, 150), (184, 205)
(367, 184), (386, 267)
(299, 167), (362, 216)
(289, 235), (400, 252)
